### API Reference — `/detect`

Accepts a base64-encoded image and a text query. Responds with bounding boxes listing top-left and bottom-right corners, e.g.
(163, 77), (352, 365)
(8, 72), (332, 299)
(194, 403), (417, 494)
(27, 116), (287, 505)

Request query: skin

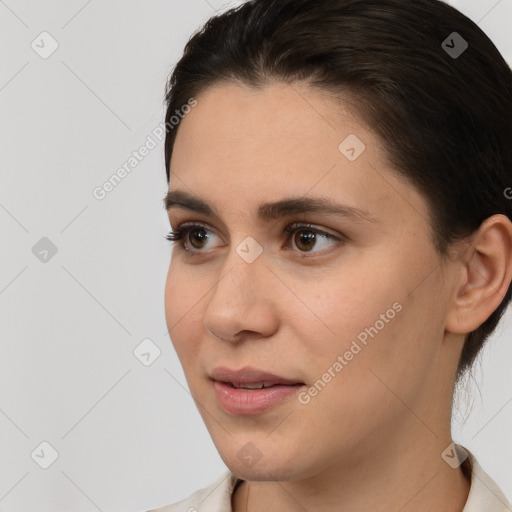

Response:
(164, 80), (512, 512)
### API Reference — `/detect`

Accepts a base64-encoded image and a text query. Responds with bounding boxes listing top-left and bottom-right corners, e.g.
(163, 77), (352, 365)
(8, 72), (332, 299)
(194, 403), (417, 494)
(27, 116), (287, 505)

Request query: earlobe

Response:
(445, 214), (512, 335)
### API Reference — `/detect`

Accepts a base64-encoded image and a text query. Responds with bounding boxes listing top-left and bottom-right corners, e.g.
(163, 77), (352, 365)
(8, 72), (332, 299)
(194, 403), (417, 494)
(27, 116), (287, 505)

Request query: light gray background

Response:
(0, 0), (510, 510)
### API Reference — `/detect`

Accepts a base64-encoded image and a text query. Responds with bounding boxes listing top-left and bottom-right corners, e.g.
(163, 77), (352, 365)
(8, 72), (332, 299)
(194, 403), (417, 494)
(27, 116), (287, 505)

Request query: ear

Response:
(445, 214), (512, 334)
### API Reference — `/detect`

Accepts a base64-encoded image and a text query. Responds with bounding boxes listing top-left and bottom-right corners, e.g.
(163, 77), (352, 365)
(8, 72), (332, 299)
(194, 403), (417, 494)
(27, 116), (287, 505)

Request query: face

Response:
(164, 80), (460, 482)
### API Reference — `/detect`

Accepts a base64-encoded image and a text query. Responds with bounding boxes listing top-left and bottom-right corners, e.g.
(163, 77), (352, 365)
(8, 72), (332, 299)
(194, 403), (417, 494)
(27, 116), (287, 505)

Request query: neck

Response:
(232, 434), (471, 512)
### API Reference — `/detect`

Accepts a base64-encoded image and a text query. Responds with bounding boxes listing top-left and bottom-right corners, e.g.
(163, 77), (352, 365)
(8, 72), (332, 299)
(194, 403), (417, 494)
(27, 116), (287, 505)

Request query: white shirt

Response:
(147, 445), (512, 512)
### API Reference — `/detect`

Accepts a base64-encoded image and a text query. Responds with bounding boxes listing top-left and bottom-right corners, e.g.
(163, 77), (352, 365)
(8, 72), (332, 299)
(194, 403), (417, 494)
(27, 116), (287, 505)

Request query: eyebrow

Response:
(163, 190), (378, 224)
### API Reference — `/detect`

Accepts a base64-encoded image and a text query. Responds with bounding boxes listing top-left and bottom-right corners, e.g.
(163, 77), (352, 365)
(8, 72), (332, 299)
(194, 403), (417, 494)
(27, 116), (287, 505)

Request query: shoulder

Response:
(461, 444), (512, 512)
(145, 470), (242, 512)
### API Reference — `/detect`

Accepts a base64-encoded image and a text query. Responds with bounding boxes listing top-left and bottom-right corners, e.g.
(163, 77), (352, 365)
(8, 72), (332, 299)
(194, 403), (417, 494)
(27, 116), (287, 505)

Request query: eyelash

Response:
(164, 221), (344, 257)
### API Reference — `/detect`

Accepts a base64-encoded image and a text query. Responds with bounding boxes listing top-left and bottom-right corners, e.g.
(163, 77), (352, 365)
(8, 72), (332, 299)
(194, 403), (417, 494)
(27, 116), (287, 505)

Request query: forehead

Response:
(169, 80), (430, 230)
(172, 81), (365, 187)
(173, 80), (365, 155)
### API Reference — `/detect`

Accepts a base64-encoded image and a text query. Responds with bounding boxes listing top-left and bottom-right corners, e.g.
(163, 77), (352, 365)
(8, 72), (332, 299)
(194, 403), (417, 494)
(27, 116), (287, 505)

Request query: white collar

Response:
(149, 444), (511, 512)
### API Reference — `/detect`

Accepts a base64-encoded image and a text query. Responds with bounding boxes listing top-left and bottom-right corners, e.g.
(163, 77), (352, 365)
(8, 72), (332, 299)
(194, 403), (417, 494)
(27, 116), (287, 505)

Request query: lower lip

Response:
(212, 380), (304, 415)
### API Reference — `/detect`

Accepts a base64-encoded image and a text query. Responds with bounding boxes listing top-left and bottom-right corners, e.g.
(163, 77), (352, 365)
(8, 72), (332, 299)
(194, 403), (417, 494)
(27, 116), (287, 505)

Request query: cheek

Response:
(295, 253), (438, 395)
(305, 262), (444, 416)
(291, 295), (423, 446)
(164, 262), (205, 363)
(295, 265), (403, 358)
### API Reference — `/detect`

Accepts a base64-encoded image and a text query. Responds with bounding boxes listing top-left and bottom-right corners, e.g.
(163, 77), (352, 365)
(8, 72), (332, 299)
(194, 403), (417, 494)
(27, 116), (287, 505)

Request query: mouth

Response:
(209, 366), (306, 415)
(210, 366), (305, 388)
(220, 381), (301, 390)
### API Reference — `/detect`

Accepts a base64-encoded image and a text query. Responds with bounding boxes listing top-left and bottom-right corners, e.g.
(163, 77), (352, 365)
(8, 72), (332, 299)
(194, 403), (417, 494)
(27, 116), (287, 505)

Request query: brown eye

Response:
(166, 222), (221, 254)
(293, 230), (317, 252)
(188, 227), (209, 249)
(285, 223), (341, 254)
(166, 221), (343, 257)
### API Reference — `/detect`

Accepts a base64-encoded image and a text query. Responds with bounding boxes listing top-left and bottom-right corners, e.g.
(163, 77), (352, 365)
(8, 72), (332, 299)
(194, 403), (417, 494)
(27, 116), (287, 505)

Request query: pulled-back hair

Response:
(163, 0), (512, 380)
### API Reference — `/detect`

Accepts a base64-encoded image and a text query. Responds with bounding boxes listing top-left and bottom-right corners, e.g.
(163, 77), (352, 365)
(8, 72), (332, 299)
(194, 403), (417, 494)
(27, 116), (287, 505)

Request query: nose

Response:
(202, 248), (279, 343)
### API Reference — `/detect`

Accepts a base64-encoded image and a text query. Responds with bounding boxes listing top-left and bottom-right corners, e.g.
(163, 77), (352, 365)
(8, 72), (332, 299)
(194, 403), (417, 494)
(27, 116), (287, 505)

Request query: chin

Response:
(217, 441), (312, 482)
(228, 459), (297, 482)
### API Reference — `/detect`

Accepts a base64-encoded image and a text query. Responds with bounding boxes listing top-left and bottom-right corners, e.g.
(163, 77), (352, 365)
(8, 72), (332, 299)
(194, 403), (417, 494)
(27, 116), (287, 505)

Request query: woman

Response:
(153, 0), (512, 510)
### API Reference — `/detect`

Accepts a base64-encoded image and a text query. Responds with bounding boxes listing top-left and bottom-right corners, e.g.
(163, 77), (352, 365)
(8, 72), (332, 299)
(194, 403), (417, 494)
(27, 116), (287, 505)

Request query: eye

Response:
(165, 221), (219, 254)
(165, 221), (344, 256)
(283, 222), (342, 254)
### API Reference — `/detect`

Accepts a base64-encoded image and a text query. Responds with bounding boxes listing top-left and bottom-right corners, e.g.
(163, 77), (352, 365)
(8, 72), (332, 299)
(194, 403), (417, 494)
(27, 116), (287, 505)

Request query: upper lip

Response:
(210, 366), (304, 386)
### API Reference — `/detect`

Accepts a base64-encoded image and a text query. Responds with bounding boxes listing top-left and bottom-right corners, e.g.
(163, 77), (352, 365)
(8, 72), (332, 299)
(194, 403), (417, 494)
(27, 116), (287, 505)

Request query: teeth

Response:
(231, 382), (276, 390)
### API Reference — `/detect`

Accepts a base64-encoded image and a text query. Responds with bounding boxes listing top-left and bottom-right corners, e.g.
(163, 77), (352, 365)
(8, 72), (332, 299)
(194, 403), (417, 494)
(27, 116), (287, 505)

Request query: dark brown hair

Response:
(163, 0), (512, 380)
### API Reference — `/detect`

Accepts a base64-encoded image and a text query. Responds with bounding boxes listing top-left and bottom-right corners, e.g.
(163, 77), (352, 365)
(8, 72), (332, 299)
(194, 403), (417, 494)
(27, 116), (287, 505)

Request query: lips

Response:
(210, 366), (305, 389)
(210, 366), (306, 415)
